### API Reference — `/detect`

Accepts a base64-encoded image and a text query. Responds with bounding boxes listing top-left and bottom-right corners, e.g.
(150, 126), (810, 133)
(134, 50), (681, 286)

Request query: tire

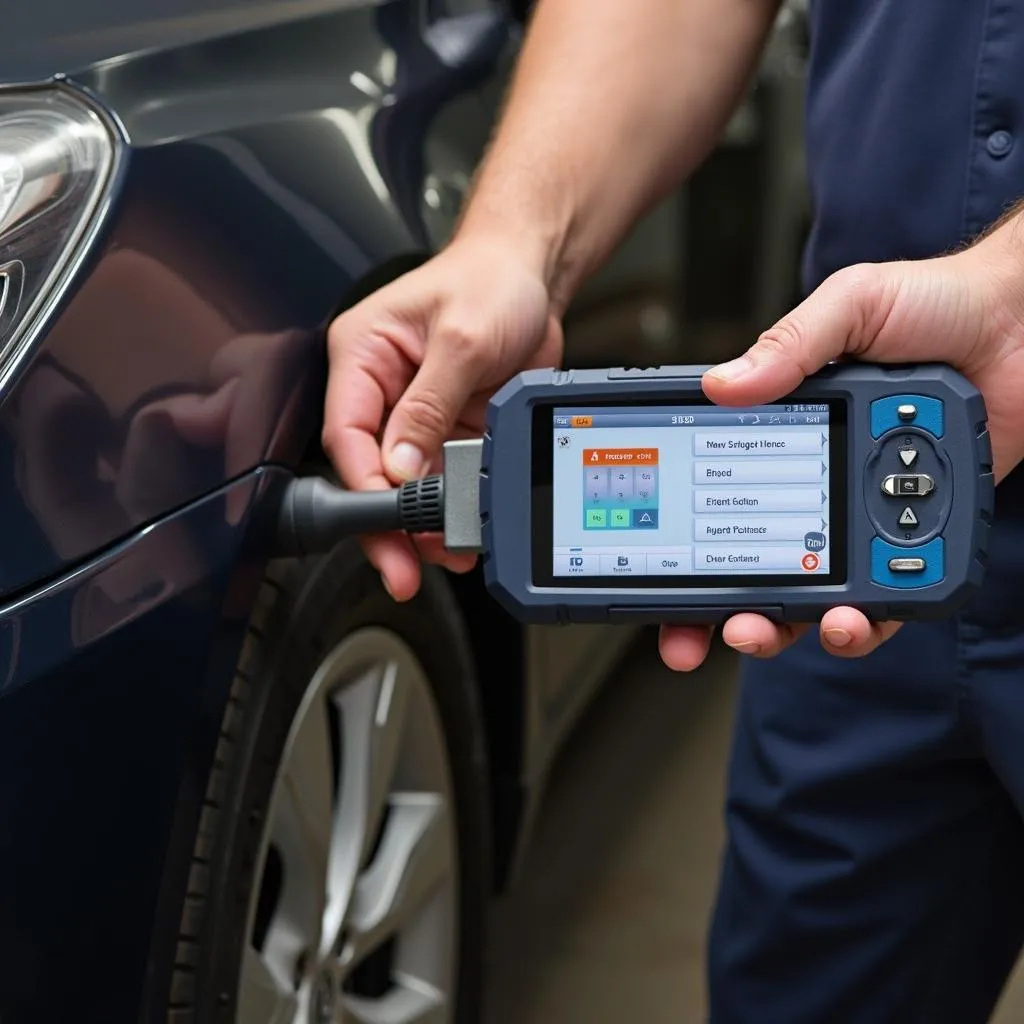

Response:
(167, 541), (492, 1024)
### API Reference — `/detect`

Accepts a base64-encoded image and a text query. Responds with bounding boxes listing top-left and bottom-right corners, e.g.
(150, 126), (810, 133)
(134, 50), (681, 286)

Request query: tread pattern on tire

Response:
(168, 560), (304, 1023)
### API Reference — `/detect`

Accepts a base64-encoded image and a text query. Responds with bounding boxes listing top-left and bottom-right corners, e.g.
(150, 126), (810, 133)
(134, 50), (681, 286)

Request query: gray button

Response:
(987, 130), (1014, 158)
(600, 552), (646, 575)
(583, 468), (609, 502)
(897, 403), (917, 422)
(899, 506), (918, 527)
(646, 554), (687, 575)
(608, 467), (635, 502)
(554, 554), (599, 576)
(898, 448), (918, 467)
(882, 473), (935, 497)
(888, 557), (926, 573)
(695, 545), (810, 571)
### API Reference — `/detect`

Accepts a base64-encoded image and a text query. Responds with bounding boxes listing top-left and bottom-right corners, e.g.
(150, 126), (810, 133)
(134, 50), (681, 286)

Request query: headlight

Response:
(0, 86), (118, 393)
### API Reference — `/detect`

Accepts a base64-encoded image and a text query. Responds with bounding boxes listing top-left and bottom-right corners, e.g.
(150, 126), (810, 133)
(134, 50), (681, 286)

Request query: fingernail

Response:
(381, 575), (396, 601)
(728, 640), (762, 654)
(706, 354), (755, 382)
(387, 442), (425, 481)
(824, 627), (853, 648)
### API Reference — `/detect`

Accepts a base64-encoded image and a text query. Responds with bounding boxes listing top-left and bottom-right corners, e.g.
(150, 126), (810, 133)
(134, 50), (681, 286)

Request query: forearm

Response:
(457, 0), (782, 310)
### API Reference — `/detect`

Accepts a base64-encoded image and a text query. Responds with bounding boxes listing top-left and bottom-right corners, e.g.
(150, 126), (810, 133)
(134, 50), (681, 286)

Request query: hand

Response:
(322, 237), (564, 600)
(660, 218), (1024, 672)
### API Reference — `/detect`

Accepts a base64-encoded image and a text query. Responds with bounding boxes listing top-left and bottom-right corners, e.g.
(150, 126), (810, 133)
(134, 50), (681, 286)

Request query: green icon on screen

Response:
(610, 508), (630, 527)
(586, 508), (607, 528)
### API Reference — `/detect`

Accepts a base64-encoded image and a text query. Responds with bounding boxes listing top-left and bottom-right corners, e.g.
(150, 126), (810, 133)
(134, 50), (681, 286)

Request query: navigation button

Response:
(646, 554), (687, 575)
(555, 553), (599, 576)
(600, 553), (646, 575)
(871, 536), (944, 588)
(870, 395), (944, 438)
(888, 557), (926, 573)
(881, 474), (935, 497)
(632, 508), (659, 528)
(899, 506), (918, 528)
(609, 508), (631, 528)
(898, 448), (918, 467)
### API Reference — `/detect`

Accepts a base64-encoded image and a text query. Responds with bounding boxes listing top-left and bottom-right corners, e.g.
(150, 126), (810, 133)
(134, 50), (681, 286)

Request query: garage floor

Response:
(484, 633), (1024, 1024)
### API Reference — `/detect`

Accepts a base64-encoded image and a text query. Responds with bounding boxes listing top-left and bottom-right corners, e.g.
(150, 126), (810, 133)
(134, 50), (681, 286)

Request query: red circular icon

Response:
(801, 552), (820, 572)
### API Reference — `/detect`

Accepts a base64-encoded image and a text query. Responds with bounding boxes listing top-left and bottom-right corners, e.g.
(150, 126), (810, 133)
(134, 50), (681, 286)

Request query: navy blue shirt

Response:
(802, 0), (1024, 628)
(803, 0), (1024, 292)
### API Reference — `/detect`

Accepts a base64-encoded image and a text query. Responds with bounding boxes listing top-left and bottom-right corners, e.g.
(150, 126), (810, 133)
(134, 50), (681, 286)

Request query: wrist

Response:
(971, 207), (1024, 343)
(453, 162), (582, 315)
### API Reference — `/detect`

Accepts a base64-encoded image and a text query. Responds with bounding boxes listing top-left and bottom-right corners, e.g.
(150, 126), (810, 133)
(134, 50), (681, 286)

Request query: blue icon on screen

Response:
(632, 509), (659, 528)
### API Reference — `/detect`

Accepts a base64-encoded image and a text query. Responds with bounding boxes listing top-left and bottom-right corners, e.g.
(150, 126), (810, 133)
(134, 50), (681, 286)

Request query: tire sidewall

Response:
(184, 544), (491, 1024)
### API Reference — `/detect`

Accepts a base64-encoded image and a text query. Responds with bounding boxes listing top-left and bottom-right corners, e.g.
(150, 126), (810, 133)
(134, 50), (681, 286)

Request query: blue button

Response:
(871, 536), (944, 589)
(870, 394), (944, 439)
(632, 508), (659, 528)
(987, 130), (1014, 158)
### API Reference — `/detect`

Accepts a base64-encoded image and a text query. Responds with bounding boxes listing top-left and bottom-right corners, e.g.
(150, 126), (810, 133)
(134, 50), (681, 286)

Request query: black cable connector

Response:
(276, 474), (445, 557)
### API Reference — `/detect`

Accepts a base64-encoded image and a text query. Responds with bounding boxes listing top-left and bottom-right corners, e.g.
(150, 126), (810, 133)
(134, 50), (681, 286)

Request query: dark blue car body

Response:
(0, 3), (522, 1018)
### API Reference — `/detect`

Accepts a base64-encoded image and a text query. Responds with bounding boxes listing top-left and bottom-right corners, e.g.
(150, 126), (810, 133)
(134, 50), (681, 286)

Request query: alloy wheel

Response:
(237, 627), (458, 1024)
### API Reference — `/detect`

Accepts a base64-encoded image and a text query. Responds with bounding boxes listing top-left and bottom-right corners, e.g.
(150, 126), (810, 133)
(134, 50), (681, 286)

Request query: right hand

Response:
(323, 236), (564, 600)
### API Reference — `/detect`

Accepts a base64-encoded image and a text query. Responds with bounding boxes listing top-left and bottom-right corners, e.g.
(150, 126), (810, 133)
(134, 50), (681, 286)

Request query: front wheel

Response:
(169, 542), (492, 1024)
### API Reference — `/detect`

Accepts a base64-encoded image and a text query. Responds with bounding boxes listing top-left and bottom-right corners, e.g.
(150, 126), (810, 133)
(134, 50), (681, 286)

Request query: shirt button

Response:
(987, 130), (1014, 158)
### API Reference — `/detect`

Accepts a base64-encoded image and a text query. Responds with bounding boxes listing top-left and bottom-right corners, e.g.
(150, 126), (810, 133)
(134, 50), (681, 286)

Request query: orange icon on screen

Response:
(801, 552), (820, 572)
(582, 448), (659, 466)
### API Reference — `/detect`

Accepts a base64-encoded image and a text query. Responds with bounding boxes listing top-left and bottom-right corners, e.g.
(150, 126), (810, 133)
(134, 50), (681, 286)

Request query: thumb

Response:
(380, 332), (483, 481)
(703, 264), (894, 405)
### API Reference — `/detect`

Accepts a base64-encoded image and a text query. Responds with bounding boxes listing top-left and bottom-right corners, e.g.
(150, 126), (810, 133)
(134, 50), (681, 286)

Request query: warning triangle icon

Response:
(639, 512), (652, 523)
(590, 452), (599, 462)
(899, 506), (918, 527)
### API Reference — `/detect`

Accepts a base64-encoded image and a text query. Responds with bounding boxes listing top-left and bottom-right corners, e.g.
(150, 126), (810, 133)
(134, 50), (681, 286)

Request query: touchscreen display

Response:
(545, 402), (842, 584)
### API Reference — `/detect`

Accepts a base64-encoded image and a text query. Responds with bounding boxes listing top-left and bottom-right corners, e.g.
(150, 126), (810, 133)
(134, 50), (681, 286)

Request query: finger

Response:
(721, 613), (811, 658)
(658, 624), (715, 672)
(360, 533), (422, 602)
(412, 534), (478, 574)
(702, 263), (895, 406)
(380, 324), (486, 482)
(323, 329), (412, 493)
(818, 607), (902, 657)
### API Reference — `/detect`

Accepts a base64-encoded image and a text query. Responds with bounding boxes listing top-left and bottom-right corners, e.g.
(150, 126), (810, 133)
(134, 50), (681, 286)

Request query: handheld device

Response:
(478, 363), (993, 624)
(276, 363), (993, 626)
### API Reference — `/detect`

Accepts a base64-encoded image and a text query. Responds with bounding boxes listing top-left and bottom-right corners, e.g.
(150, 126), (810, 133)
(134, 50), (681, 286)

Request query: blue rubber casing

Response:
(479, 363), (993, 625)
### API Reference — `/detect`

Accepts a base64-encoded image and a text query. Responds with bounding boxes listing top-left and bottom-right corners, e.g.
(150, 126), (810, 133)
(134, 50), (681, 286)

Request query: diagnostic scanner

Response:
(277, 363), (993, 626)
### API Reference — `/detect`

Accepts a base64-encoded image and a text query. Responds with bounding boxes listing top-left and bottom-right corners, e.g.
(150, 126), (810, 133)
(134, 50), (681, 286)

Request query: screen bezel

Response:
(530, 396), (848, 589)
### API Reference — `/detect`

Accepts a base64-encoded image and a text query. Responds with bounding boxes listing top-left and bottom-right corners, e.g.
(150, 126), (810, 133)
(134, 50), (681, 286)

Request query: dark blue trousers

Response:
(708, 475), (1024, 1024)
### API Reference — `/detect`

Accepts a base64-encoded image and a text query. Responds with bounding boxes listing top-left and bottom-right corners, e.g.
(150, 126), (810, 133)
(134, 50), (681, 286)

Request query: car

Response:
(0, 1), (814, 1021)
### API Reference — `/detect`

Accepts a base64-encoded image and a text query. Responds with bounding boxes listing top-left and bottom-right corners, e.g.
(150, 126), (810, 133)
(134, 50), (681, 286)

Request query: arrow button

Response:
(899, 506), (918, 528)
(899, 448), (918, 467)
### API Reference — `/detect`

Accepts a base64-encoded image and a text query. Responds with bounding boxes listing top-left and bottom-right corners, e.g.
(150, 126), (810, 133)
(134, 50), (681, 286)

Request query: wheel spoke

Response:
(238, 945), (299, 1024)
(323, 658), (408, 944)
(346, 794), (450, 964)
(281, 683), (335, 883)
(265, 691), (333, 966)
(342, 982), (446, 1024)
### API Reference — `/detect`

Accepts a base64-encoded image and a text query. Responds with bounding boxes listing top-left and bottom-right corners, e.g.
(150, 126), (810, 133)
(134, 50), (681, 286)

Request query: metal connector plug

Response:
(274, 438), (483, 557)
(441, 438), (483, 552)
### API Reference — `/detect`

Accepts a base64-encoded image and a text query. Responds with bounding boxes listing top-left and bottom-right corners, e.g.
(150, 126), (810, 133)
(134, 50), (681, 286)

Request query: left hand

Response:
(660, 215), (1024, 671)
